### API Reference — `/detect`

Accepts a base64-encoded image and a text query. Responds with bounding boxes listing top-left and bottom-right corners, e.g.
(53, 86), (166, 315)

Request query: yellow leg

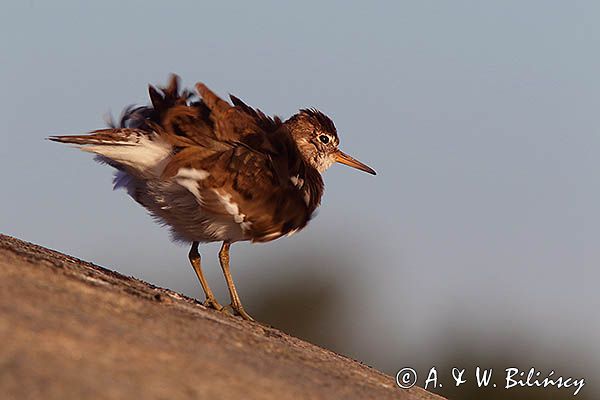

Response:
(188, 241), (223, 310)
(218, 242), (254, 321)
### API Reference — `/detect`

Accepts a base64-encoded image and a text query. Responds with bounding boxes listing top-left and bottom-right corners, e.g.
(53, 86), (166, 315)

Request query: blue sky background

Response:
(2, 1), (599, 397)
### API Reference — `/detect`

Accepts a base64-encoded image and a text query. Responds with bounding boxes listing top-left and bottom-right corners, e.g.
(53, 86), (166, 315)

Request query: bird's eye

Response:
(318, 135), (330, 144)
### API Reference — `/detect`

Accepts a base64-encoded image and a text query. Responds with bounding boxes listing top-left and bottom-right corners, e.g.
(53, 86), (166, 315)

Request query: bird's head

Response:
(285, 109), (376, 175)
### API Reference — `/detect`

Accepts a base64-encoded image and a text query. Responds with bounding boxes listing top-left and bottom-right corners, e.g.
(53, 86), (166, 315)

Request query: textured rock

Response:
(0, 234), (444, 400)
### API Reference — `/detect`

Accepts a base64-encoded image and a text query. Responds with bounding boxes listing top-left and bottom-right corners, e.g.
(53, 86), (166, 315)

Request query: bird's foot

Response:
(203, 297), (224, 311)
(222, 303), (255, 322)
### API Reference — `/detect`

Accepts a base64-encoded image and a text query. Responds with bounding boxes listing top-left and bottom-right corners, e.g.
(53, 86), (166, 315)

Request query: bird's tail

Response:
(49, 128), (172, 176)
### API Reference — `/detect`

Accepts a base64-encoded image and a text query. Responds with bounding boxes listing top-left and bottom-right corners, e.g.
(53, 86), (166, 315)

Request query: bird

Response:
(50, 75), (375, 321)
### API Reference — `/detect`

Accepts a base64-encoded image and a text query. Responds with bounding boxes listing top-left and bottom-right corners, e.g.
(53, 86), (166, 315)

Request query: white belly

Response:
(115, 172), (249, 243)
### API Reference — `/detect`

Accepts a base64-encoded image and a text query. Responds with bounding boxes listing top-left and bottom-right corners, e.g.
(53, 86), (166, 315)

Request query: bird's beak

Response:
(335, 150), (376, 175)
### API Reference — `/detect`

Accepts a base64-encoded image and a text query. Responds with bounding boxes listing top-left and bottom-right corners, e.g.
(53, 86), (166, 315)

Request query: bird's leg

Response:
(188, 241), (223, 311)
(218, 242), (254, 321)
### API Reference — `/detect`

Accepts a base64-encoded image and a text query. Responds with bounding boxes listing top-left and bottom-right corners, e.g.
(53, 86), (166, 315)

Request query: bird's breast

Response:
(128, 167), (315, 244)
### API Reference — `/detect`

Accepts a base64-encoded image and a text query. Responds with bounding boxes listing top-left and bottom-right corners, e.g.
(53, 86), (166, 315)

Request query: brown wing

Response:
(161, 124), (317, 241)
(128, 75), (281, 145)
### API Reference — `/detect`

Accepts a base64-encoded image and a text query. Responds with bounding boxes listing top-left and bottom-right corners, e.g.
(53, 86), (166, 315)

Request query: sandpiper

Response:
(50, 75), (376, 321)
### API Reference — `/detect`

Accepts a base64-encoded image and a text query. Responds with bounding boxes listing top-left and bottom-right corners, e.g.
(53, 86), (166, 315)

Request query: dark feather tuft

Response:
(299, 108), (337, 135)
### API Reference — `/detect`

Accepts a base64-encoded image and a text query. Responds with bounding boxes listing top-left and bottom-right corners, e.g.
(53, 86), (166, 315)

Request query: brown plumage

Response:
(50, 75), (375, 321)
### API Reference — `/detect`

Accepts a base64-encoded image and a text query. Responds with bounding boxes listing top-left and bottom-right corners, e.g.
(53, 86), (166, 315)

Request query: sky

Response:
(1, 1), (599, 398)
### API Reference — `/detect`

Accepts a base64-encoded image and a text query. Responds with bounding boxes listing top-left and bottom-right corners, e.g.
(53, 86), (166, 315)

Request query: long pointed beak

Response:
(335, 150), (376, 175)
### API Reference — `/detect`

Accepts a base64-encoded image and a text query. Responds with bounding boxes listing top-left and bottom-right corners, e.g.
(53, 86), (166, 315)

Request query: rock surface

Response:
(0, 234), (444, 400)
